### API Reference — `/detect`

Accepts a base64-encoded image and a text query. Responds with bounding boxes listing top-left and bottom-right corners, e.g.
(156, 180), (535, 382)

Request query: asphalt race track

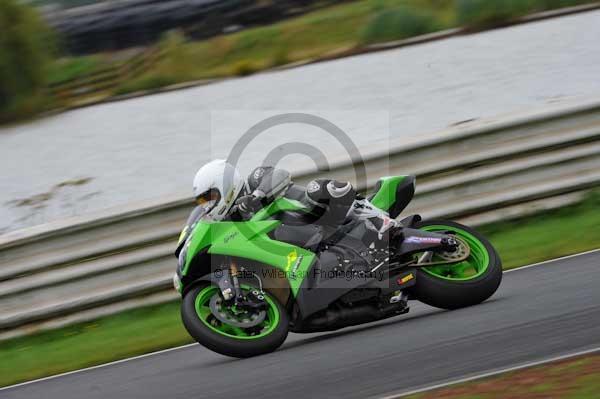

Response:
(3, 251), (600, 399)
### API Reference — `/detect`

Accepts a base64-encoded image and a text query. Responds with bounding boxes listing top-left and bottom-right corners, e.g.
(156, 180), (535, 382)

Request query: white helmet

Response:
(192, 159), (247, 219)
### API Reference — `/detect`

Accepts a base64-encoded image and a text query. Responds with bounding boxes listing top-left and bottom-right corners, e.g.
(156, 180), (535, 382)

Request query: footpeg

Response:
(389, 291), (405, 304)
(389, 291), (409, 314)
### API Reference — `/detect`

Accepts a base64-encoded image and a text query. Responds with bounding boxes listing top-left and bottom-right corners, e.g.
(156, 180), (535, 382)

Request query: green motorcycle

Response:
(174, 175), (502, 357)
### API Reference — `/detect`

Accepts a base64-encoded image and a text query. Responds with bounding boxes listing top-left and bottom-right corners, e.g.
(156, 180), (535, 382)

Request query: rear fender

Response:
(399, 214), (422, 228)
(370, 176), (416, 219)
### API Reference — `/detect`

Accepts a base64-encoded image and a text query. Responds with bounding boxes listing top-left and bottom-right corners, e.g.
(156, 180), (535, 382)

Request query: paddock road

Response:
(2, 250), (600, 398)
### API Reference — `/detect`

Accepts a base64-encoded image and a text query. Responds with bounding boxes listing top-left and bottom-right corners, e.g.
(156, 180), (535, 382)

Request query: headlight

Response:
(173, 273), (182, 293)
(177, 241), (189, 273)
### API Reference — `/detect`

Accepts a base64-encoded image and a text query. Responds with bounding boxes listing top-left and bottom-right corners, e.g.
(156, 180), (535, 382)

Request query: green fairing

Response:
(370, 176), (406, 211)
(183, 197), (315, 296)
(251, 197), (309, 222)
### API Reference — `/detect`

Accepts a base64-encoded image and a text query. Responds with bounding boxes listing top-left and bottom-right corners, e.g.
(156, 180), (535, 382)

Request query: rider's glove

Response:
(236, 195), (262, 214)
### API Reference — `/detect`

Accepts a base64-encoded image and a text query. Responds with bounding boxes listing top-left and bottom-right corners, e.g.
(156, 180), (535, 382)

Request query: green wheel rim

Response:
(194, 285), (280, 340)
(420, 225), (490, 281)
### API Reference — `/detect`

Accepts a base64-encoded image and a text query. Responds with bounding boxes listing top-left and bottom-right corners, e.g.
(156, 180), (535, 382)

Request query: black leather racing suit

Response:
(242, 166), (400, 240)
(239, 166), (356, 226)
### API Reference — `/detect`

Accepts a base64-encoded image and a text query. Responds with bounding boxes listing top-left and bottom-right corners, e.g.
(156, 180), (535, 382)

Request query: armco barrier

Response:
(1, 99), (600, 339)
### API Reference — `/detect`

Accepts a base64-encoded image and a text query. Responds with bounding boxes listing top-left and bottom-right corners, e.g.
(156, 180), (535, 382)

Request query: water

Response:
(1, 10), (599, 234)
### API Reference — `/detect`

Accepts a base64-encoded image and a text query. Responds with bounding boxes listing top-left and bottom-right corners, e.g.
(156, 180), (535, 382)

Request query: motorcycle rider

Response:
(178, 159), (398, 249)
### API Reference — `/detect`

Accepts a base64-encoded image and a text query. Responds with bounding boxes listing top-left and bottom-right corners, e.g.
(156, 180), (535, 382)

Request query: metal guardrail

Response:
(1, 100), (600, 340)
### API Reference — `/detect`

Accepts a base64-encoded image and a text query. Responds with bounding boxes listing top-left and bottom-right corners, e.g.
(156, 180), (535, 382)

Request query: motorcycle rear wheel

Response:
(408, 220), (502, 310)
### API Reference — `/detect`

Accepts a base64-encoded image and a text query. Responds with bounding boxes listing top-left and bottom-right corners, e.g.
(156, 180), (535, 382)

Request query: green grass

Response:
(1, 191), (599, 387)
(361, 6), (441, 44)
(456, 0), (595, 30)
(479, 190), (600, 269)
(0, 302), (193, 387)
(115, 0), (456, 92)
(47, 56), (105, 85)
(456, 0), (538, 29)
(3, 0), (595, 122)
(80, 0), (596, 95)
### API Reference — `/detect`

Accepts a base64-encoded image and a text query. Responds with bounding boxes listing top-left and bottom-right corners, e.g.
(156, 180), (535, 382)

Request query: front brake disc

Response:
(209, 294), (266, 328)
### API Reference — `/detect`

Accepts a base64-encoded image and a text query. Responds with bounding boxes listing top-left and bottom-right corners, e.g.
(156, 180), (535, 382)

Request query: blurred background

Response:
(1, 0), (600, 397)
(2, 0), (600, 233)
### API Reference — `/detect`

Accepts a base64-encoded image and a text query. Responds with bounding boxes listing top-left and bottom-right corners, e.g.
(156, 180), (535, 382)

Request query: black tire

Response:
(408, 220), (502, 310)
(181, 283), (289, 358)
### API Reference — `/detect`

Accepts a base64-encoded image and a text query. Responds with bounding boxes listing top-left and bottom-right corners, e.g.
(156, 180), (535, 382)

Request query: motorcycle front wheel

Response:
(181, 283), (289, 358)
(408, 219), (503, 310)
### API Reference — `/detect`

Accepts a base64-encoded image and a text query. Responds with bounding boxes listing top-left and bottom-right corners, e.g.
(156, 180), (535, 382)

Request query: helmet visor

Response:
(195, 188), (221, 213)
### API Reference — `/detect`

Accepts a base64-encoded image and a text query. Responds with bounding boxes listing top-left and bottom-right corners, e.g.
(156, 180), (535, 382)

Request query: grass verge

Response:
(54, 0), (597, 97)
(1, 191), (599, 387)
(405, 352), (600, 398)
(479, 190), (600, 269)
(47, 56), (107, 85)
(0, 302), (193, 388)
(3, 0), (596, 124)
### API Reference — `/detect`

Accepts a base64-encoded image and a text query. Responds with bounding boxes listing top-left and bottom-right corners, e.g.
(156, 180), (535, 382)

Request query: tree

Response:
(0, 0), (54, 118)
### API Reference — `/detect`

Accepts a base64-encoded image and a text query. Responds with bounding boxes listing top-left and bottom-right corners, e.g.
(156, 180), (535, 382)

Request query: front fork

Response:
(229, 259), (244, 300)
(215, 258), (267, 310)
(215, 267), (236, 301)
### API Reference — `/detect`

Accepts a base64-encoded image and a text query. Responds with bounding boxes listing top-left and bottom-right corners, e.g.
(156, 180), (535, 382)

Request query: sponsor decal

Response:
(286, 249), (303, 278)
(223, 231), (238, 243)
(253, 167), (264, 180)
(286, 249), (298, 272)
(292, 255), (304, 275)
(307, 181), (320, 193)
(404, 236), (442, 244)
(399, 273), (414, 284)
(327, 181), (352, 198)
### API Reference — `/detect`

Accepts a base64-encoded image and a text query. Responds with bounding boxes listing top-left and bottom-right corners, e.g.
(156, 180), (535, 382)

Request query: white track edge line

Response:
(1, 248), (599, 391)
(378, 345), (600, 399)
(503, 248), (600, 273)
(0, 343), (198, 391)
